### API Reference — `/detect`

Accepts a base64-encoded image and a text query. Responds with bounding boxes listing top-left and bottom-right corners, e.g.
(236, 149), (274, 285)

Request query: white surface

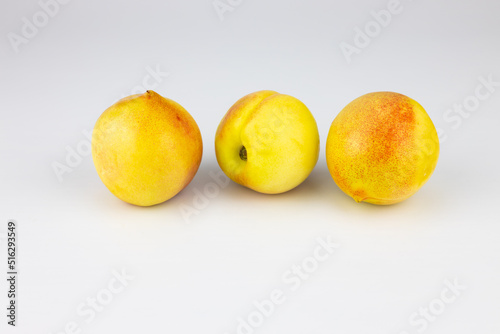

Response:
(1, 0), (499, 333)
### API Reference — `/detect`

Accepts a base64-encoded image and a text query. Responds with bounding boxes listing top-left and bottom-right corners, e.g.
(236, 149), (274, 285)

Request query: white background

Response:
(1, 0), (499, 333)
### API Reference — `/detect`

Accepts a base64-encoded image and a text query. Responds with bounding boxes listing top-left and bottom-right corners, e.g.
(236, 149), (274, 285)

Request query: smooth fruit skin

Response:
(215, 90), (320, 194)
(92, 91), (203, 206)
(326, 92), (439, 205)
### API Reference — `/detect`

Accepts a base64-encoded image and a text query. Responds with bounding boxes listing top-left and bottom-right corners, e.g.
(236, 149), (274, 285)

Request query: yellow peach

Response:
(326, 92), (439, 205)
(215, 90), (319, 194)
(92, 91), (203, 206)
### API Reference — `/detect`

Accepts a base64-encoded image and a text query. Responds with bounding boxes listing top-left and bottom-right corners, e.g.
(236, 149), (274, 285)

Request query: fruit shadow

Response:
(291, 163), (418, 220)
(160, 160), (418, 225)
(176, 161), (342, 205)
